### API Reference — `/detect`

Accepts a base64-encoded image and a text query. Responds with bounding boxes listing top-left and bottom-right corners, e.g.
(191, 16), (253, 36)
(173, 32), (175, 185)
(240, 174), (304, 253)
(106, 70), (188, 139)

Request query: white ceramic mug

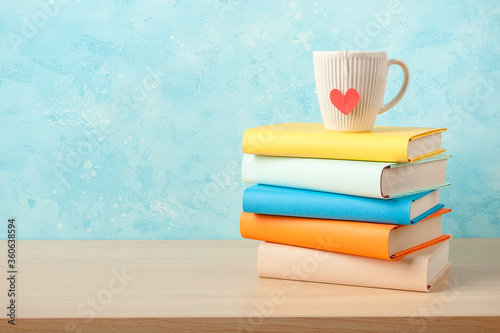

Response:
(313, 51), (410, 132)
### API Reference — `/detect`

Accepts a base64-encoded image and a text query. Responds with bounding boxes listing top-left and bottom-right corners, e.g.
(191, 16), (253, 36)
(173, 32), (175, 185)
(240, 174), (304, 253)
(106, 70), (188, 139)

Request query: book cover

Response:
(258, 240), (452, 292)
(242, 154), (451, 199)
(243, 185), (443, 225)
(242, 122), (446, 163)
(240, 208), (451, 260)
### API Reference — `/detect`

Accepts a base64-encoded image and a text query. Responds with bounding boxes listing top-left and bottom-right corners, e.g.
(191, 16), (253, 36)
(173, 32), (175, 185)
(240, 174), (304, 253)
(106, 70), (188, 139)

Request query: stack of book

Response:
(240, 122), (452, 292)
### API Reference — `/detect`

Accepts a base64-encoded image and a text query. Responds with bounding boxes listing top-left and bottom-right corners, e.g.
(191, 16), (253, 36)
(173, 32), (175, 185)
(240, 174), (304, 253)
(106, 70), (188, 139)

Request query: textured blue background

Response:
(0, 0), (498, 240)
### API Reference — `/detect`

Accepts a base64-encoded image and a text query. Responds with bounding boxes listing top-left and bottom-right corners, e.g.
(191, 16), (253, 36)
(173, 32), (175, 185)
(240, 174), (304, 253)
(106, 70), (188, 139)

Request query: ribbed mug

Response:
(313, 51), (410, 132)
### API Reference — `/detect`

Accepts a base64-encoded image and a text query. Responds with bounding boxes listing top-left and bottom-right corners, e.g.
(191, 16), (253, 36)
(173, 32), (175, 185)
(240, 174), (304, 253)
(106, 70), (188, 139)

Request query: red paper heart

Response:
(329, 88), (360, 115)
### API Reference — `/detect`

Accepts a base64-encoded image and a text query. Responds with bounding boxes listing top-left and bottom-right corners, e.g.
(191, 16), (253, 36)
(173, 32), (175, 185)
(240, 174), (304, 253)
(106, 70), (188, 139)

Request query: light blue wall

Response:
(0, 0), (498, 240)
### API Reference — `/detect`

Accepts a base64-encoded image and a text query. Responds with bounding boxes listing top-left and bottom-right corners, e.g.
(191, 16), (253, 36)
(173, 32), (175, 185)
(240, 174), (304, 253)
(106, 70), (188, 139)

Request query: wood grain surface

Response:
(1, 238), (499, 332)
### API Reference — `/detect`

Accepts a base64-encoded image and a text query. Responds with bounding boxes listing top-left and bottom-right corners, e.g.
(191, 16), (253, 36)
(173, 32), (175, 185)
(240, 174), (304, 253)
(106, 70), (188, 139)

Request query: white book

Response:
(242, 154), (451, 199)
(258, 240), (452, 292)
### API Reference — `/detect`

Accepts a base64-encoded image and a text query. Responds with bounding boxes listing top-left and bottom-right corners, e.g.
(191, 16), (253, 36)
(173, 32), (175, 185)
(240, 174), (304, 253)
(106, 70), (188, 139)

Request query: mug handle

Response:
(378, 59), (410, 114)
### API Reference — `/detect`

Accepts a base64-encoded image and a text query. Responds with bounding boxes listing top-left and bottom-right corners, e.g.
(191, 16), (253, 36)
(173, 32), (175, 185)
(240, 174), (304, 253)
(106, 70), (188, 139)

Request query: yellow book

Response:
(242, 122), (446, 163)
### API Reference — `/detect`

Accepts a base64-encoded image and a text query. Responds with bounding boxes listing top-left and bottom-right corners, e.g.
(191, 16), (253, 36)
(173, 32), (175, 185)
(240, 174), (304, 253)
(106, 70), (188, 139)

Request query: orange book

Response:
(240, 208), (451, 260)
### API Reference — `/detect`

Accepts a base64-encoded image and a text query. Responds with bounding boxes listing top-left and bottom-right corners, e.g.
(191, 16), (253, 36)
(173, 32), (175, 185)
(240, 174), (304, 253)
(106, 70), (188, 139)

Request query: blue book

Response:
(242, 185), (443, 225)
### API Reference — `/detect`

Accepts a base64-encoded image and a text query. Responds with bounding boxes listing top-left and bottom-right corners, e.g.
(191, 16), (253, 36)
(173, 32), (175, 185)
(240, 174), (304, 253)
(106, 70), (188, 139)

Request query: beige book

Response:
(258, 240), (451, 292)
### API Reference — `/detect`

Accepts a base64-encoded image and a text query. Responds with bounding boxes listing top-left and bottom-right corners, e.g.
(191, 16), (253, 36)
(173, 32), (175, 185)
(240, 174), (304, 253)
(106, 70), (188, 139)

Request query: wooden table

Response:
(1, 238), (499, 332)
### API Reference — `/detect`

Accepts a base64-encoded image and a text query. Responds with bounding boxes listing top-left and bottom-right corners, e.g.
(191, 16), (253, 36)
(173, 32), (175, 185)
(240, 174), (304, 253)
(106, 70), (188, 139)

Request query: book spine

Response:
(240, 212), (393, 260)
(258, 242), (430, 292)
(242, 125), (411, 162)
(242, 185), (412, 224)
(242, 154), (386, 198)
